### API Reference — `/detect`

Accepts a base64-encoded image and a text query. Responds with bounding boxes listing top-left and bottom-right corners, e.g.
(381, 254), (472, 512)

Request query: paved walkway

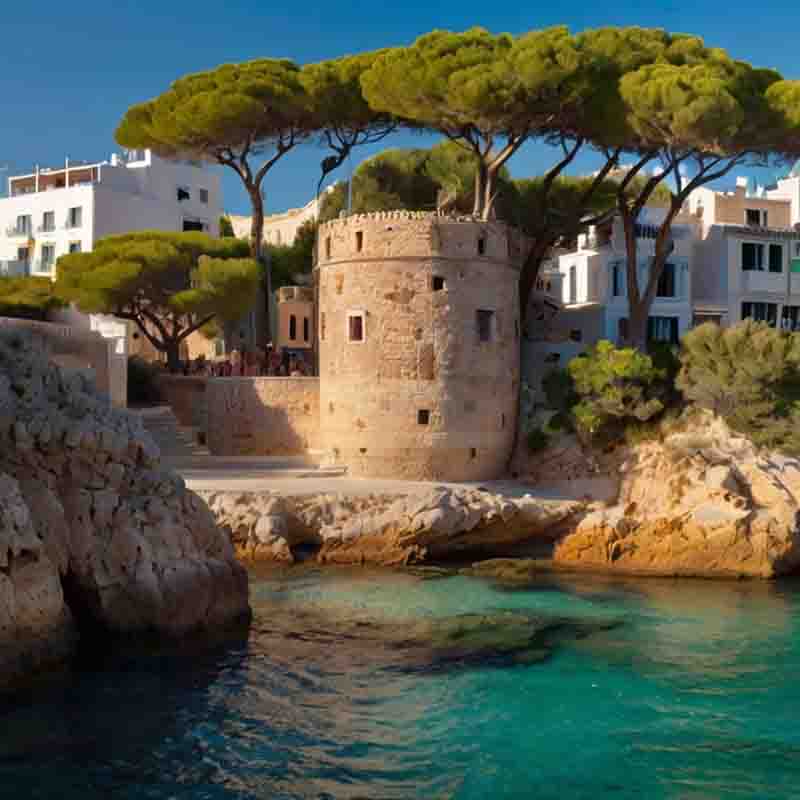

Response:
(134, 406), (615, 502)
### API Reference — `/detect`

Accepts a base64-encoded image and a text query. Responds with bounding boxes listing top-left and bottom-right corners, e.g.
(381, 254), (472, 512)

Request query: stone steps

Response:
(138, 406), (210, 458)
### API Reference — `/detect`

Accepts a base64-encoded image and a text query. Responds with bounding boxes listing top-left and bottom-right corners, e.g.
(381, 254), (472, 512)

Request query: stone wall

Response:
(0, 317), (126, 407)
(316, 212), (521, 481)
(206, 377), (320, 456)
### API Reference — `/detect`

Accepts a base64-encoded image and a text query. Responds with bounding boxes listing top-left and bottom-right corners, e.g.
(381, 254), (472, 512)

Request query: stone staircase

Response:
(138, 406), (210, 458)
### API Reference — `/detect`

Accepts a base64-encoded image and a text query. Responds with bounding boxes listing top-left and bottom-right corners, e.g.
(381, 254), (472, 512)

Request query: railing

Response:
(4, 226), (30, 237)
(36, 223), (55, 234)
(62, 220), (82, 230)
(29, 261), (54, 275)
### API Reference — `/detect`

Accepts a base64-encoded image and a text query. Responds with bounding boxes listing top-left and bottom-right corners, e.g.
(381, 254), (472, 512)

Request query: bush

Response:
(527, 427), (550, 453)
(568, 340), (669, 444)
(127, 356), (163, 406)
(542, 367), (578, 419)
(678, 321), (800, 453)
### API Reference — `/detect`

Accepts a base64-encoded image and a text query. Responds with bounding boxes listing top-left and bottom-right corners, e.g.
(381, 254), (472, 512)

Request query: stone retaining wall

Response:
(206, 377), (320, 456)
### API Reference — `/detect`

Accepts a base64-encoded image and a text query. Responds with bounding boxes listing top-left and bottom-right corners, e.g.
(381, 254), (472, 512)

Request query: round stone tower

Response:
(316, 211), (522, 481)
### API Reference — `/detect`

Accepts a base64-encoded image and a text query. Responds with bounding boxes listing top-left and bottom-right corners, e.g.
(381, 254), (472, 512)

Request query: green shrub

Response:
(527, 427), (550, 453)
(568, 340), (669, 444)
(127, 356), (163, 406)
(542, 367), (578, 418)
(678, 321), (800, 453)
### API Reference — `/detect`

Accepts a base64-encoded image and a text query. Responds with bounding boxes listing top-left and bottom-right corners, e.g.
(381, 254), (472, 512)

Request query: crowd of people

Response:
(180, 345), (312, 378)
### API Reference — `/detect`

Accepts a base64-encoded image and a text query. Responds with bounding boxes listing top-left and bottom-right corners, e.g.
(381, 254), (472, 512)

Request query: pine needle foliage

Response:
(677, 321), (800, 453)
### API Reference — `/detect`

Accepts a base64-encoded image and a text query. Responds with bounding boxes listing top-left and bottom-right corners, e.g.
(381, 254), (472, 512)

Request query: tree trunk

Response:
(519, 237), (554, 325)
(482, 165), (500, 221)
(472, 163), (487, 218)
(165, 339), (182, 374)
(248, 185), (271, 347)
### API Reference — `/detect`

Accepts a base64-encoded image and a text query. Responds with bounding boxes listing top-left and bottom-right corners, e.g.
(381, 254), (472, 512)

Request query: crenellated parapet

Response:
(317, 211), (527, 267)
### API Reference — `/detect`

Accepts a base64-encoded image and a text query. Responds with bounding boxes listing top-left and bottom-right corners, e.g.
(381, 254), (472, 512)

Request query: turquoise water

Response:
(3, 567), (800, 799)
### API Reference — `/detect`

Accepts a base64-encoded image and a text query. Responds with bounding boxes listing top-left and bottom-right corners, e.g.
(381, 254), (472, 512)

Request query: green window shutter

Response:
(791, 259), (800, 274)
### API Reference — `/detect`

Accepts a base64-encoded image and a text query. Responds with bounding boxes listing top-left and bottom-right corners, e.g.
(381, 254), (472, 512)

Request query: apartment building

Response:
(0, 149), (221, 278)
(690, 177), (800, 330)
(555, 207), (697, 346)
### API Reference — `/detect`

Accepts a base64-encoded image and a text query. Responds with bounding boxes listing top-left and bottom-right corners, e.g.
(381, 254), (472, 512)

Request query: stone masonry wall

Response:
(206, 377), (320, 456)
(317, 212), (521, 480)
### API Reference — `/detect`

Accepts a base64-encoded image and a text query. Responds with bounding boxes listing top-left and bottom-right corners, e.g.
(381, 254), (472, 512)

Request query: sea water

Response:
(2, 566), (800, 799)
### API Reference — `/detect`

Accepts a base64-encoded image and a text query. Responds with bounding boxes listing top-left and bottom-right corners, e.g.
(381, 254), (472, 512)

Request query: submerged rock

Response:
(0, 331), (249, 685)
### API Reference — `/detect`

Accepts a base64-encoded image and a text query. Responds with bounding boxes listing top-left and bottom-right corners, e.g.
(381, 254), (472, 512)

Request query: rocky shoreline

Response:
(202, 413), (800, 581)
(0, 331), (250, 687)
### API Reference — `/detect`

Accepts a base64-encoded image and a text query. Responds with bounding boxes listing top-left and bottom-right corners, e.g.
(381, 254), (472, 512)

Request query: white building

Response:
(0, 149), (221, 278)
(556, 208), (697, 346)
(690, 178), (800, 329)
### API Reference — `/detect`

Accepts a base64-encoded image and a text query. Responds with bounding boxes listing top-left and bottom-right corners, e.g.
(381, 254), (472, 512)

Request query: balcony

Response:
(36, 224), (56, 234)
(63, 220), (82, 230)
(4, 226), (30, 238)
(30, 261), (54, 275)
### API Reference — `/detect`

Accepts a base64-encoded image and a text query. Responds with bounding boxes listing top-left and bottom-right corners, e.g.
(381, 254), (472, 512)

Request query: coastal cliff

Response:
(0, 331), (249, 686)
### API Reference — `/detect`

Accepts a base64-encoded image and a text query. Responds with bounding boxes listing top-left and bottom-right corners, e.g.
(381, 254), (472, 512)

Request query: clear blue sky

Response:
(3, 0), (799, 215)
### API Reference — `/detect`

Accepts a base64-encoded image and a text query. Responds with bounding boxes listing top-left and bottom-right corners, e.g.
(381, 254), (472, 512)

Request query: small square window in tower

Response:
(325, 236), (332, 260)
(303, 317), (310, 342)
(477, 236), (487, 255)
(348, 313), (364, 342)
(417, 409), (430, 425)
(432, 276), (446, 291)
(289, 315), (297, 341)
(476, 309), (495, 343)
(355, 231), (364, 252)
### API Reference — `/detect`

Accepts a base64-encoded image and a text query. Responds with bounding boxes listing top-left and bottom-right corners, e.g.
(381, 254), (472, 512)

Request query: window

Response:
(477, 236), (486, 255)
(432, 276), (446, 291)
(647, 316), (679, 344)
(618, 317), (629, 343)
(199, 188), (209, 204)
(470, 447), (478, 460)
(742, 242), (765, 271)
(355, 231), (363, 252)
(67, 206), (82, 228)
(795, 242), (800, 258)
(569, 265), (577, 304)
(41, 245), (55, 267)
(769, 244), (783, 273)
(417, 409), (430, 425)
(183, 219), (205, 232)
(476, 309), (495, 343)
(41, 211), (54, 232)
(569, 329), (583, 343)
(303, 317), (310, 342)
(742, 301), (778, 326)
(177, 187), (191, 202)
(289, 314), (297, 341)
(656, 262), (676, 298)
(746, 208), (768, 227)
(348, 313), (364, 342)
(320, 312), (326, 341)
(15, 214), (30, 235)
(68, 242), (81, 254)
(214, 337), (225, 357)
(782, 306), (800, 331)
(16, 247), (29, 263)
(611, 263), (623, 297)
(325, 236), (331, 260)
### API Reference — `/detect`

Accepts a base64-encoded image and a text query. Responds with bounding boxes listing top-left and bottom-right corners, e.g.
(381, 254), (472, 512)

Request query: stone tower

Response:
(316, 211), (522, 481)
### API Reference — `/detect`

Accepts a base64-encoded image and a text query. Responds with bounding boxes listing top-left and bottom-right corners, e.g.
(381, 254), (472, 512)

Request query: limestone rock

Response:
(552, 413), (800, 578)
(0, 330), (250, 686)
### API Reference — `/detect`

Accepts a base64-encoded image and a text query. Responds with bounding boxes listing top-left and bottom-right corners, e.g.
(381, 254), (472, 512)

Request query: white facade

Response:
(0, 149), (221, 279)
(556, 208), (696, 346)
